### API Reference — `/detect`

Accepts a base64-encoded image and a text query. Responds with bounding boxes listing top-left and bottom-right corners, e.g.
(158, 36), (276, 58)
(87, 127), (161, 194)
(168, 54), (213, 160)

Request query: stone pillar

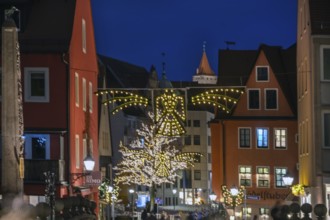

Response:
(1, 17), (24, 207)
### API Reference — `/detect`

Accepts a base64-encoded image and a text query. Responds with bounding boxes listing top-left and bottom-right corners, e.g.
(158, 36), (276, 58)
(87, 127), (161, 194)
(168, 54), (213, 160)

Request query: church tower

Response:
(192, 42), (217, 84)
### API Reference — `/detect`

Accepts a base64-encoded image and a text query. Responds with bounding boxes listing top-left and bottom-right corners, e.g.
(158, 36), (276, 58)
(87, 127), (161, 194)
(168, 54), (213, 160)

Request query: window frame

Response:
(239, 165), (252, 187)
(82, 78), (86, 111)
(256, 66), (269, 82)
(256, 128), (269, 149)
(238, 127), (251, 148)
(193, 135), (200, 145)
(194, 170), (201, 180)
(274, 167), (288, 188)
(193, 120), (200, 127)
(75, 135), (80, 169)
(89, 81), (93, 113)
(82, 18), (87, 54)
(24, 67), (49, 103)
(264, 88), (278, 110)
(274, 128), (287, 149)
(24, 134), (50, 159)
(247, 89), (260, 110)
(75, 72), (79, 107)
(256, 166), (270, 188)
(320, 45), (330, 81)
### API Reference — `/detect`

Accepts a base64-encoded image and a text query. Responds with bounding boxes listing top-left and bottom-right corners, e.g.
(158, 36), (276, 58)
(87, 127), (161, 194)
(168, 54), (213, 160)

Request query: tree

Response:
(114, 111), (201, 212)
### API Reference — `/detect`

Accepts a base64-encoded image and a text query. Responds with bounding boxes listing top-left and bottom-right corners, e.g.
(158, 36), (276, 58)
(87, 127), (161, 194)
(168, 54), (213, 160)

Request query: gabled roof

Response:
(98, 54), (150, 89)
(309, 0), (330, 35)
(0, 0), (76, 52)
(218, 44), (297, 114)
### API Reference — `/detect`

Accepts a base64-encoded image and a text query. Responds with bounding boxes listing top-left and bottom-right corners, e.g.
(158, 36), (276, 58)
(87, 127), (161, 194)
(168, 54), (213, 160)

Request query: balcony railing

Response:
(0, 159), (64, 183)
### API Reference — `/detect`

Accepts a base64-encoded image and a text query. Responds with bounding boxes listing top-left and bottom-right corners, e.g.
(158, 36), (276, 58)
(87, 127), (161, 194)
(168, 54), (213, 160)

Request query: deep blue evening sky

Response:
(91, 0), (297, 82)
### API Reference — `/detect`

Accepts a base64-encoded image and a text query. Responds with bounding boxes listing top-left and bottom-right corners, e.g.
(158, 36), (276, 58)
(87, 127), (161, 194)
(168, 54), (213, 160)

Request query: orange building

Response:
(210, 44), (298, 218)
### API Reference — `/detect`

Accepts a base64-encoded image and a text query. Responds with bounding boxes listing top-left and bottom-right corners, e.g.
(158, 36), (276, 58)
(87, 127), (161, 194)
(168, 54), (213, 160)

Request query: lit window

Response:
(323, 112), (330, 147)
(257, 166), (270, 188)
(321, 45), (330, 81)
(257, 128), (268, 148)
(89, 82), (93, 113)
(242, 207), (252, 218)
(274, 128), (287, 149)
(259, 208), (270, 216)
(265, 89), (278, 110)
(275, 167), (287, 188)
(75, 135), (80, 169)
(82, 78), (86, 111)
(239, 166), (252, 187)
(256, 66), (269, 81)
(24, 67), (49, 102)
(24, 134), (50, 159)
(248, 89), (260, 109)
(239, 128), (251, 148)
(75, 72), (79, 107)
(82, 18), (86, 53)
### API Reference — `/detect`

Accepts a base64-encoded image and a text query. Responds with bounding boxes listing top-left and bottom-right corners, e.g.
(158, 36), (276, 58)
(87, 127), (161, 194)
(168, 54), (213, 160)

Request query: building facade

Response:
(211, 44), (298, 219)
(296, 0), (330, 213)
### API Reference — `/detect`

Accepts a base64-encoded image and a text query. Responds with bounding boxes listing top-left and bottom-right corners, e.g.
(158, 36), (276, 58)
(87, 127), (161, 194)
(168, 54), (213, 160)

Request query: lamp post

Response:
(222, 185), (244, 220)
(108, 186), (115, 220)
(71, 155), (95, 184)
(283, 173), (294, 187)
(230, 187), (239, 219)
(129, 189), (135, 220)
(209, 192), (217, 213)
(172, 189), (177, 210)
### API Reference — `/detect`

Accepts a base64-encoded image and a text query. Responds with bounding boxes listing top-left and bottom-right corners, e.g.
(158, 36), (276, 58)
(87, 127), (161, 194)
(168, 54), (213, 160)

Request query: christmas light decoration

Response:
(191, 88), (244, 113)
(155, 89), (186, 136)
(98, 178), (120, 204)
(221, 185), (245, 207)
(96, 90), (148, 115)
(291, 184), (305, 196)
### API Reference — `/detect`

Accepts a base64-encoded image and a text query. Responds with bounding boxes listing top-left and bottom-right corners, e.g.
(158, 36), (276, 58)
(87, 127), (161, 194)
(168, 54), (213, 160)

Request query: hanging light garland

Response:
(96, 90), (148, 115)
(191, 88), (244, 113)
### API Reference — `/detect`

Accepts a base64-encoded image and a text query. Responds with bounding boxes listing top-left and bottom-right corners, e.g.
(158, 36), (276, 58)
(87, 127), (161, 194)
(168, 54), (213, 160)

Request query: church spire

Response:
(192, 42), (217, 84)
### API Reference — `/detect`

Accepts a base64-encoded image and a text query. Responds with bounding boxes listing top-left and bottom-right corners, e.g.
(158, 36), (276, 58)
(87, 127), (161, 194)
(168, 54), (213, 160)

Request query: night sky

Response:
(91, 0), (297, 82)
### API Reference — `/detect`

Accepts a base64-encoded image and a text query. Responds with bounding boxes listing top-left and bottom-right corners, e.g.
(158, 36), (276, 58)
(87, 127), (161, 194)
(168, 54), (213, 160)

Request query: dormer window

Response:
(256, 66), (269, 82)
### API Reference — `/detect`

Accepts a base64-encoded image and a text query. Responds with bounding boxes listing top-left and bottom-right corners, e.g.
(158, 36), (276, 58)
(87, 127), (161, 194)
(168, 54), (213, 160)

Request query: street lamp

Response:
(129, 189), (135, 220)
(71, 155), (95, 184)
(209, 192), (217, 213)
(283, 173), (294, 187)
(222, 185), (245, 220)
(172, 189), (177, 210)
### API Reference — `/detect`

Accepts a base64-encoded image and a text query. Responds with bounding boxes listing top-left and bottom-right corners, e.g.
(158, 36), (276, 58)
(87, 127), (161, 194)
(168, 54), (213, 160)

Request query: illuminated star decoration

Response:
(96, 90), (148, 115)
(191, 88), (244, 114)
(221, 185), (245, 207)
(155, 90), (186, 136)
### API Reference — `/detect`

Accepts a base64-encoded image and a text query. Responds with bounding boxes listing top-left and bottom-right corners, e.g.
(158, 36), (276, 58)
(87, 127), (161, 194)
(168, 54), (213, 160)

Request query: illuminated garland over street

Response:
(191, 88), (244, 114)
(96, 90), (148, 115)
(221, 185), (245, 207)
(114, 111), (202, 186)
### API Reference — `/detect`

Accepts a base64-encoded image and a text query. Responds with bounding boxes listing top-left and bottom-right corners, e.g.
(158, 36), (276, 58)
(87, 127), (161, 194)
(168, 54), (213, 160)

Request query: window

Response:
(75, 73), (79, 107)
(193, 135), (200, 145)
(75, 135), (80, 168)
(321, 45), (330, 81)
(180, 169), (192, 188)
(239, 128), (251, 148)
(193, 120), (200, 127)
(83, 138), (87, 159)
(82, 78), (86, 111)
(257, 128), (268, 148)
(256, 66), (269, 81)
(184, 135), (191, 145)
(239, 166), (252, 187)
(207, 136), (211, 146)
(208, 153), (211, 163)
(24, 134), (50, 159)
(274, 128), (287, 149)
(82, 18), (86, 53)
(194, 170), (201, 180)
(248, 89), (260, 109)
(265, 89), (278, 110)
(243, 207), (252, 218)
(24, 67), (49, 102)
(260, 208), (269, 216)
(323, 112), (330, 147)
(275, 167), (287, 188)
(89, 82), (93, 113)
(257, 166), (270, 188)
